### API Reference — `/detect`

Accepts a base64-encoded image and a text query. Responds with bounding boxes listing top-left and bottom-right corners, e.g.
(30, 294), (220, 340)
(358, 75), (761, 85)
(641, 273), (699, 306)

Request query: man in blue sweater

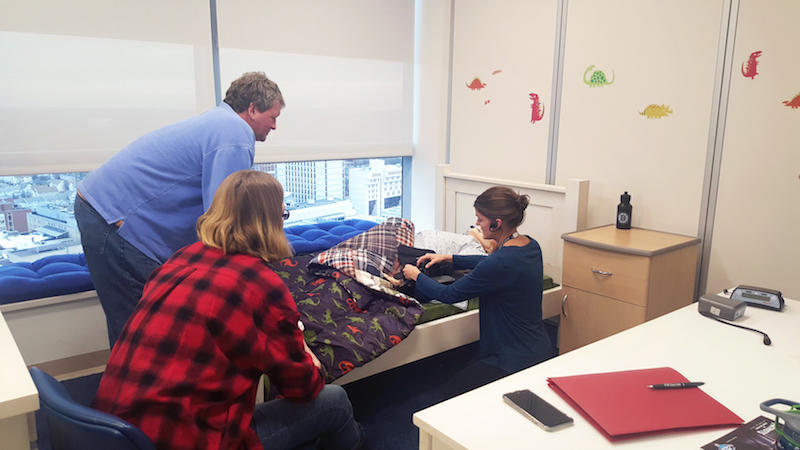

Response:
(75, 72), (284, 347)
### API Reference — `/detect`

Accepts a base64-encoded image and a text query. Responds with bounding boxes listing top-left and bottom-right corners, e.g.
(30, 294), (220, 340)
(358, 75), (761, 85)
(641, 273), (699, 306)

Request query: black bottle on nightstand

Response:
(616, 191), (632, 229)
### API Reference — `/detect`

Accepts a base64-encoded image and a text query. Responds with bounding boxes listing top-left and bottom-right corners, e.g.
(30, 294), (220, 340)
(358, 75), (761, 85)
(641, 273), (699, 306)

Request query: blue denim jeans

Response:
(74, 194), (160, 348)
(251, 385), (365, 450)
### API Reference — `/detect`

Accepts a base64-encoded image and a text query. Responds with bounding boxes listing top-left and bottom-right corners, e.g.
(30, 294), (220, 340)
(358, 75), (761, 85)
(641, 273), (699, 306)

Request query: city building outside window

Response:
(0, 157), (402, 267)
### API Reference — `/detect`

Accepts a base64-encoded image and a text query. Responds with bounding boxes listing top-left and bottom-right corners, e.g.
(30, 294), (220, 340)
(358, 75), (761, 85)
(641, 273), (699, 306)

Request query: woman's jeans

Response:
(74, 194), (160, 348)
(251, 385), (365, 450)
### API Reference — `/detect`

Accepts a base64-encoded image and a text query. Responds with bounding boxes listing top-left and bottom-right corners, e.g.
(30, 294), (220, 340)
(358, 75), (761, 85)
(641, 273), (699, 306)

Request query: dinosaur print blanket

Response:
(268, 218), (424, 382)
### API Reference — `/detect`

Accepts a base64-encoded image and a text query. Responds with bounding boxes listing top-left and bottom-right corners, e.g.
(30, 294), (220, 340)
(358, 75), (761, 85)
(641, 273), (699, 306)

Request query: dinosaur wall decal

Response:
(584, 65), (615, 87)
(742, 51), (762, 79)
(530, 93), (545, 123)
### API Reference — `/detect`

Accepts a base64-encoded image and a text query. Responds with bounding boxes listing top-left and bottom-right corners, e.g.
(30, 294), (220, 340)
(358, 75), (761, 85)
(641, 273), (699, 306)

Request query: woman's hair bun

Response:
(517, 193), (530, 211)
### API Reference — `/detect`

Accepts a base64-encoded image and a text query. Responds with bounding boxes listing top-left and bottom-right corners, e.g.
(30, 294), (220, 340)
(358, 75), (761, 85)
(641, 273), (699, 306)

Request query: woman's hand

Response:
(418, 253), (453, 268)
(402, 264), (422, 281)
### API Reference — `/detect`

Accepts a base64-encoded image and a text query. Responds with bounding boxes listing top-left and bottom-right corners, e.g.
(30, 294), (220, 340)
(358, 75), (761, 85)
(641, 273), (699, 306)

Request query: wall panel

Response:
(448, 0), (559, 184)
(706, 0), (800, 299)
(554, 0), (725, 236)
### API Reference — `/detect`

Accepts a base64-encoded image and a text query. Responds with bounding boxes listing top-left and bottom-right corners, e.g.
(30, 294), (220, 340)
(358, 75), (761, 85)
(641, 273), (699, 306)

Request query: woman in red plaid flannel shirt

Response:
(93, 170), (364, 450)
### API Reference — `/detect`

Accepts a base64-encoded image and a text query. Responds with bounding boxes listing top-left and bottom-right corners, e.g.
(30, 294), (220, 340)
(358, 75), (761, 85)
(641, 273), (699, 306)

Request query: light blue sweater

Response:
(78, 102), (255, 263)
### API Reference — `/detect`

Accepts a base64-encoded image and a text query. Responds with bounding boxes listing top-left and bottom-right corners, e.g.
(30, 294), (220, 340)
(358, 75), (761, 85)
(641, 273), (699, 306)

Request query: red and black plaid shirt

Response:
(93, 242), (323, 450)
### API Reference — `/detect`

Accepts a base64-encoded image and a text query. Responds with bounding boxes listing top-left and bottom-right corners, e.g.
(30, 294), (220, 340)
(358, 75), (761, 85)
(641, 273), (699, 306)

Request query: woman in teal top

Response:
(403, 186), (555, 396)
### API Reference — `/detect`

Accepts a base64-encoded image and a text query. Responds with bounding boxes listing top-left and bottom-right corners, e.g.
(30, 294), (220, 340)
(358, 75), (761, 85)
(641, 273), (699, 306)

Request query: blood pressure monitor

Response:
(730, 285), (784, 311)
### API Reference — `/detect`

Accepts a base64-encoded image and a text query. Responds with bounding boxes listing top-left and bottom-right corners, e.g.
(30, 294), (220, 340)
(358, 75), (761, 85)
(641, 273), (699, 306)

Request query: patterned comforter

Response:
(268, 218), (424, 382)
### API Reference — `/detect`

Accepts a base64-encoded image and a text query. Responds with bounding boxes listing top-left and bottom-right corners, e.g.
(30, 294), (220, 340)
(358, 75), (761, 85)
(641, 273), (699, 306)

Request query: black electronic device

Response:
(502, 389), (574, 431)
(730, 285), (784, 311)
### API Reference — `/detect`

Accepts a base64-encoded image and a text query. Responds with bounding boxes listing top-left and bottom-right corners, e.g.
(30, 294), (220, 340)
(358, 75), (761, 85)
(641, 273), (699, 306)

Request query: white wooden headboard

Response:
(436, 164), (589, 285)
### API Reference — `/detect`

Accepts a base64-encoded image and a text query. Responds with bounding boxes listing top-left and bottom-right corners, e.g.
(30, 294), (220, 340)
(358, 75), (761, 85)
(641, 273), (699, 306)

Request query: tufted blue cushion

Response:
(284, 219), (378, 255)
(0, 254), (94, 305)
(0, 220), (379, 305)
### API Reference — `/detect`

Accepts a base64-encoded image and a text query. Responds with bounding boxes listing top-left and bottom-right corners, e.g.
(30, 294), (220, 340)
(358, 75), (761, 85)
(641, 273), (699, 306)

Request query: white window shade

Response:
(216, 1), (415, 163)
(0, 1), (216, 176)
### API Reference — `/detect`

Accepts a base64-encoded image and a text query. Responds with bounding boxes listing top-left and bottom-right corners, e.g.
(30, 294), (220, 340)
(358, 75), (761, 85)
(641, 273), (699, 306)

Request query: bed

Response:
(272, 166), (588, 386)
(332, 167), (588, 384)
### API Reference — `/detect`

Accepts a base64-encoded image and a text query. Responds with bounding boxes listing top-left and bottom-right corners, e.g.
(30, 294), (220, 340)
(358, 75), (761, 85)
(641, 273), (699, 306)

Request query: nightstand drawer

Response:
(562, 242), (650, 307)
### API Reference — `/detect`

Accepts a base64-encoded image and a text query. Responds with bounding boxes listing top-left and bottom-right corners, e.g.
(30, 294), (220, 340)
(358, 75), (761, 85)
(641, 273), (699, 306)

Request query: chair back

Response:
(29, 367), (155, 450)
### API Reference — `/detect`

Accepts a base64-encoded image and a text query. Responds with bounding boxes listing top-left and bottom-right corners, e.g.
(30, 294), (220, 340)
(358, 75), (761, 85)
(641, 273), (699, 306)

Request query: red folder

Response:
(547, 367), (743, 441)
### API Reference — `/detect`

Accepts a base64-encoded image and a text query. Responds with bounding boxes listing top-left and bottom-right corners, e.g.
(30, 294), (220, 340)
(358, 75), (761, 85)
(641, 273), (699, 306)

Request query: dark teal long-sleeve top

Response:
(414, 236), (551, 373)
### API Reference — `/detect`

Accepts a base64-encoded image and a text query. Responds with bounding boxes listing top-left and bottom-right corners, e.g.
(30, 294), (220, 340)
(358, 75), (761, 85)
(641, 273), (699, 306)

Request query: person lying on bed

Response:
(93, 170), (365, 450)
(402, 186), (556, 398)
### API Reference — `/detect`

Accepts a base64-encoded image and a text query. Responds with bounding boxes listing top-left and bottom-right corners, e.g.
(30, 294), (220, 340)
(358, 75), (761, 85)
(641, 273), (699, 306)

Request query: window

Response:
(255, 157), (403, 225)
(0, 173), (85, 264)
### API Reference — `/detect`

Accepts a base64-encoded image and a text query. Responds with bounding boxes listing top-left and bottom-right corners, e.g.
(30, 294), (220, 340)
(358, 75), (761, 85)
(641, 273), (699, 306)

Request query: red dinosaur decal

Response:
(339, 361), (355, 374)
(346, 298), (365, 313)
(279, 258), (298, 267)
(346, 324), (363, 335)
(741, 51), (762, 79)
(530, 93), (545, 123)
(466, 77), (486, 90)
(783, 92), (800, 109)
(389, 335), (402, 346)
(310, 278), (326, 287)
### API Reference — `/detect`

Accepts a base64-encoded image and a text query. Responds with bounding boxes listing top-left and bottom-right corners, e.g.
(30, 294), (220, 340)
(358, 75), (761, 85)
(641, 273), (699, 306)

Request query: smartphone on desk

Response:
(503, 389), (574, 431)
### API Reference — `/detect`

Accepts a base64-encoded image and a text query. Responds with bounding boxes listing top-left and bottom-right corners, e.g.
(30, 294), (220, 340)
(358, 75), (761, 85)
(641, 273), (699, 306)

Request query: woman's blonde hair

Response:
(196, 170), (292, 262)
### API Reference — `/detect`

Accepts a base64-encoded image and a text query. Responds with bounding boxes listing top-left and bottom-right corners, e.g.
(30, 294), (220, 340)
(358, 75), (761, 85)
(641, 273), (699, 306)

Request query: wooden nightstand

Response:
(557, 225), (701, 354)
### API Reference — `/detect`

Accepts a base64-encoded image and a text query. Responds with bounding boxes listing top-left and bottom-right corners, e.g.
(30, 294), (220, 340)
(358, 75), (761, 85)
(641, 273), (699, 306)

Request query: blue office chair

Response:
(29, 367), (155, 450)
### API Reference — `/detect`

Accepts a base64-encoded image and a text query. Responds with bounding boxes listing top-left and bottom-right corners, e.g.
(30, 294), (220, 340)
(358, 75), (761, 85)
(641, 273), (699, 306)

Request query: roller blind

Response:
(216, 0), (415, 163)
(0, 1), (216, 176)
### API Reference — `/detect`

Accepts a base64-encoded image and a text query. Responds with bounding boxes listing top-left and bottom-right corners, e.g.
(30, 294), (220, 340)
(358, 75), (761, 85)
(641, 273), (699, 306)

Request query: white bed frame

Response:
(333, 166), (588, 384)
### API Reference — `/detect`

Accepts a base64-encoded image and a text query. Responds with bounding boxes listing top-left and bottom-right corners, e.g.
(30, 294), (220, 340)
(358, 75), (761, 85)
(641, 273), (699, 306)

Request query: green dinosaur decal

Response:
(584, 65), (615, 87)
(298, 295), (321, 306)
(370, 318), (386, 338)
(303, 311), (318, 324)
(329, 284), (343, 298)
(331, 298), (346, 311)
(274, 270), (290, 279)
(385, 305), (407, 318)
(320, 341), (335, 364)
(375, 338), (387, 351)
(322, 309), (338, 328)
(295, 275), (307, 285)
(347, 316), (366, 323)
(342, 331), (364, 347)
(303, 329), (317, 344)
(351, 349), (364, 363)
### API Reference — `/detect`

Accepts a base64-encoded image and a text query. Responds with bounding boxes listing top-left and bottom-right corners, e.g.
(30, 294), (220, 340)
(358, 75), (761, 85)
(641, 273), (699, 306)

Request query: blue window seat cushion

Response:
(0, 254), (94, 305)
(285, 219), (378, 255)
(0, 220), (379, 305)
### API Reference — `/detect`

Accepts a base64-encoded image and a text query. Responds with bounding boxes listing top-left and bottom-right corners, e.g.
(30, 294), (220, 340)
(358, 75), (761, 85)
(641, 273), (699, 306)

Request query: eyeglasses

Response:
(282, 210), (290, 220)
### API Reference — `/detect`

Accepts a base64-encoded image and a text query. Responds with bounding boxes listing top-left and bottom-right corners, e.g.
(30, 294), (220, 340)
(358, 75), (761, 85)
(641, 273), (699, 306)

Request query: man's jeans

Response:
(74, 194), (160, 348)
(252, 385), (365, 450)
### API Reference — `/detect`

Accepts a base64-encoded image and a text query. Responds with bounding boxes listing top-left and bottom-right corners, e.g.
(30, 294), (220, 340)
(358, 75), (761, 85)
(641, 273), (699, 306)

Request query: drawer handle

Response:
(561, 294), (568, 317)
(591, 268), (613, 276)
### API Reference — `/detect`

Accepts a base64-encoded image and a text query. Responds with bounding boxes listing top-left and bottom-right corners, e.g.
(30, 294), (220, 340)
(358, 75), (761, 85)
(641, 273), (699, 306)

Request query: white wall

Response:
(414, 0), (799, 299)
(411, 0), (453, 231)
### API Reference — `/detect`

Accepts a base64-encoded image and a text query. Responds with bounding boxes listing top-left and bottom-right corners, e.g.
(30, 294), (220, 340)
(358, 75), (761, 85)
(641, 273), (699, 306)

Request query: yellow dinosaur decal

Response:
(639, 104), (673, 118)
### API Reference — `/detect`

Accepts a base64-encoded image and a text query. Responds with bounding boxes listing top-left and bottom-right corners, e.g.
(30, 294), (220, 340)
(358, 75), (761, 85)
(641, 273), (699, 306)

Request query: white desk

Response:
(0, 310), (39, 450)
(414, 298), (800, 449)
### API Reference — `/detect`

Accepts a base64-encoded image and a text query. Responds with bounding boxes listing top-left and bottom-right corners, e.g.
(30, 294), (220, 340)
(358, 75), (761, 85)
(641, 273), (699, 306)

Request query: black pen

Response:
(648, 382), (705, 389)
